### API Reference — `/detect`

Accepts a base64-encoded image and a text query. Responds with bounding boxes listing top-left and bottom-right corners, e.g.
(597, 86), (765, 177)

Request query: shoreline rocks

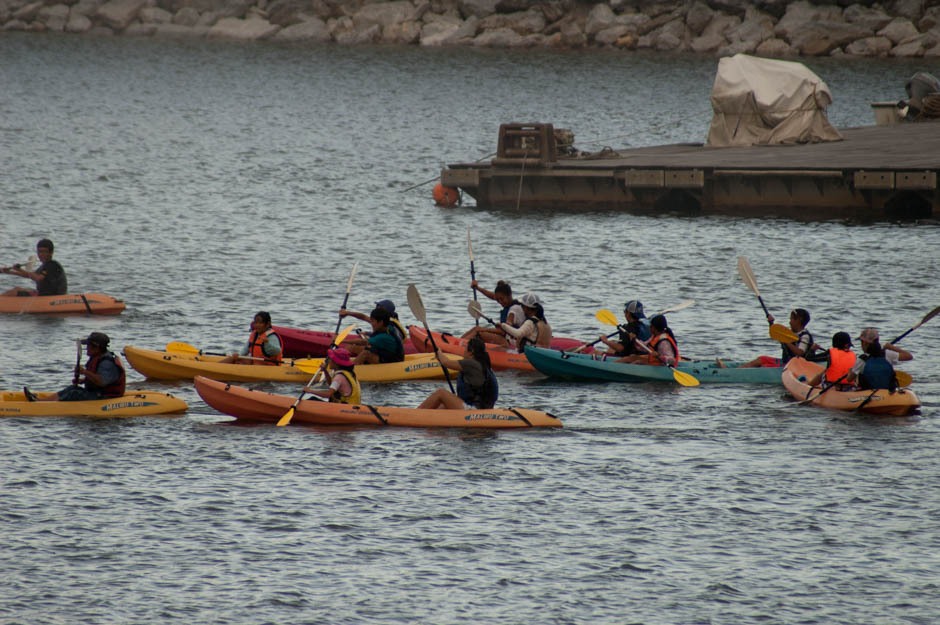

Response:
(2, 0), (939, 58)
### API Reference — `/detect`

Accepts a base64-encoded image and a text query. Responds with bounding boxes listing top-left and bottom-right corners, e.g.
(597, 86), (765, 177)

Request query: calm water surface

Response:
(1, 33), (939, 624)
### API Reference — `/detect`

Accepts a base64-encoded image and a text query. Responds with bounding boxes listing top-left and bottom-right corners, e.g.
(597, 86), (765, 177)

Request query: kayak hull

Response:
(194, 376), (561, 428)
(0, 390), (187, 417)
(0, 292), (125, 315)
(782, 357), (920, 416)
(274, 325), (418, 358)
(525, 346), (782, 384)
(124, 346), (453, 383)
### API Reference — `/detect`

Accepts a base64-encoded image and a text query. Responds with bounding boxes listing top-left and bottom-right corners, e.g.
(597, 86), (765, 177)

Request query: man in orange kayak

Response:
(1, 238), (67, 296)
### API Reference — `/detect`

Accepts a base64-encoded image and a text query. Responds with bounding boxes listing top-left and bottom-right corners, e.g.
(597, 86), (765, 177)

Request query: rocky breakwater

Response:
(2, 0), (939, 58)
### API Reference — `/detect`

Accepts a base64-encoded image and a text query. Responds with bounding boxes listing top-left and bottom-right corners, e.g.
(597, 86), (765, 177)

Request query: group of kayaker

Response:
(1, 238), (67, 297)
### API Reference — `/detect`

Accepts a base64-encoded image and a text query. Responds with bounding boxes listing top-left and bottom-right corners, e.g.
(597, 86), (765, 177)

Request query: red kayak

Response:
(408, 325), (589, 371)
(274, 325), (418, 358)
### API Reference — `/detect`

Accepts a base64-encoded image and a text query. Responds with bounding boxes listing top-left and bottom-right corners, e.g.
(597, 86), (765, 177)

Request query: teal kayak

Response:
(524, 346), (782, 385)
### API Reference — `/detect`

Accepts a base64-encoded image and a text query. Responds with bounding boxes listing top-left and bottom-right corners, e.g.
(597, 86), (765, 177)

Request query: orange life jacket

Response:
(248, 328), (282, 365)
(647, 332), (679, 366)
(825, 347), (857, 383)
(86, 352), (126, 398)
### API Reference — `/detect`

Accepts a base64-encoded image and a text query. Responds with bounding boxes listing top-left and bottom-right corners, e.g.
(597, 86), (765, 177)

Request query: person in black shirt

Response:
(1, 238), (67, 296)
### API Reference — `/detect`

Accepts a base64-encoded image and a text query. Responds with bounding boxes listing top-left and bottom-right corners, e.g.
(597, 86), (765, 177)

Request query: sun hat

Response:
(81, 332), (110, 348)
(375, 299), (396, 313)
(519, 292), (541, 308)
(858, 327), (879, 342)
(328, 348), (354, 367)
(624, 300), (645, 318)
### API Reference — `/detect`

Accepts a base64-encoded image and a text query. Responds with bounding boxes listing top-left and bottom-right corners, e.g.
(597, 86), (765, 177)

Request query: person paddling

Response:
(846, 335), (898, 391)
(1, 238), (67, 296)
(598, 299), (652, 357)
(735, 308), (818, 368)
(462, 280), (524, 346)
(419, 338), (498, 410)
(350, 306), (405, 365)
(307, 348), (361, 404)
(220, 311), (283, 365)
(24, 332), (125, 402)
(499, 292), (552, 352)
(341, 299), (407, 345)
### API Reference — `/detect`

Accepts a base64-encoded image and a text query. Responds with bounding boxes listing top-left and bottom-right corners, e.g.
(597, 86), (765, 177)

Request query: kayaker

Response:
(419, 338), (498, 410)
(341, 299), (407, 345)
(616, 314), (679, 366)
(845, 335), (898, 391)
(1, 238), (67, 296)
(499, 292), (552, 352)
(308, 348), (361, 404)
(735, 308), (818, 368)
(598, 299), (652, 357)
(352, 306), (405, 364)
(856, 327), (913, 367)
(462, 279), (524, 346)
(220, 311), (283, 365)
(24, 332), (125, 402)
(807, 331), (857, 389)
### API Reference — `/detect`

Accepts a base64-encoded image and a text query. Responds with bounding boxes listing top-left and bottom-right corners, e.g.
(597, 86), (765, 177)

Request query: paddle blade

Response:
(769, 323), (799, 344)
(466, 225), (474, 261)
(659, 300), (695, 315)
(737, 256), (759, 296)
(294, 359), (324, 374)
(407, 283), (427, 325)
(467, 299), (483, 320)
(595, 309), (619, 327)
(166, 341), (199, 354)
(333, 324), (357, 347)
(276, 406), (296, 427)
(672, 367), (700, 387)
(896, 370), (913, 387)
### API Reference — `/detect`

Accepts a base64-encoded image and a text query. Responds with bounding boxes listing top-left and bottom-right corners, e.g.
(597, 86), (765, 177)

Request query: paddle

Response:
(165, 341), (323, 372)
(467, 226), (478, 326)
(72, 338), (82, 386)
(737, 256), (795, 344)
(467, 299), (496, 325)
(4, 255), (38, 273)
(408, 283), (455, 393)
(854, 305), (940, 412)
(277, 263), (359, 427)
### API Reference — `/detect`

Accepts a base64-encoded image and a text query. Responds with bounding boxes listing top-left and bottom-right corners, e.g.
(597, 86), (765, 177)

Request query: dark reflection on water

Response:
(1, 32), (939, 624)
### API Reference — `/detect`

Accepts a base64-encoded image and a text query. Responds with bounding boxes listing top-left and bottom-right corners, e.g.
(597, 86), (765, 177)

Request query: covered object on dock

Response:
(706, 54), (843, 147)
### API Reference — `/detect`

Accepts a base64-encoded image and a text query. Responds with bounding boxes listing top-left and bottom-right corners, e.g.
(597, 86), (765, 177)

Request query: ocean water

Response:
(1, 32), (938, 624)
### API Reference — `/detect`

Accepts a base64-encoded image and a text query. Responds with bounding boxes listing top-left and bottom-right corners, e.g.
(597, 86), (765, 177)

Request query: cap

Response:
(858, 327), (879, 342)
(375, 299), (395, 313)
(520, 292), (541, 308)
(81, 332), (110, 348)
(624, 300), (645, 318)
(328, 348), (354, 367)
(832, 331), (853, 349)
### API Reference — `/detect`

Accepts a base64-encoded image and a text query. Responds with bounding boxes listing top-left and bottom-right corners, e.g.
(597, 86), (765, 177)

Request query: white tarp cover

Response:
(706, 54), (843, 147)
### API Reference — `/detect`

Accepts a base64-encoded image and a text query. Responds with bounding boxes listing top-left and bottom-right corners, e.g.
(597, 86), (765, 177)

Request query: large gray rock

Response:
(271, 16), (330, 41)
(65, 11), (93, 31)
(472, 25), (532, 46)
(844, 35), (892, 55)
(701, 13), (739, 38)
(690, 31), (725, 52)
(775, 1), (843, 42)
(333, 21), (380, 43)
(352, 1), (417, 28)
(891, 0), (924, 22)
(480, 8), (544, 34)
(685, 1), (714, 35)
(266, 0), (311, 26)
(13, 1), (42, 21)
(172, 6), (199, 25)
(878, 18), (920, 44)
(920, 6), (940, 31)
(584, 2), (614, 36)
(726, 8), (773, 44)
(139, 6), (172, 23)
(38, 4), (69, 30)
(207, 15), (280, 39)
(754, 37), (795, 56)
(790, 20), (873, 55)
(96, 0), (147, 30)
(457, 0), (497, 19)
(890, 36), (924, 56)
(843, 4), (892, 32)
(381, 20), (422, 43)
(70, 0), (103, 18)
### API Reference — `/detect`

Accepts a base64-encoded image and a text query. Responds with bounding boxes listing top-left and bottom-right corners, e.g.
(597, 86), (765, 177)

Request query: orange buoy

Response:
(432, 183), (459, 207)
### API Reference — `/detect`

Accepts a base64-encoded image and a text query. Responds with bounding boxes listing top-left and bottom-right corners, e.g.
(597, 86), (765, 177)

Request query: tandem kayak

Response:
(524, 346), (783, 384)
(0, 389), (187, 418)
(124, 346), (455, 383)
(782, 357), (920, 416)
(273, 325), (418, 358)
(0, 292), (125, 315)
(194, 376), (562, 428)
(408, 325), (588, 371)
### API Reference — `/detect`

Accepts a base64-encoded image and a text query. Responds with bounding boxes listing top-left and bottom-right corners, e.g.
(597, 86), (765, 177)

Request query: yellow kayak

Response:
(123, 346), (455, 383)
(0, 389), (187, 418)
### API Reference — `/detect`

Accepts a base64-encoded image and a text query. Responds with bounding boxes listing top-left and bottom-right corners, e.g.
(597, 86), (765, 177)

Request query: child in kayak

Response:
(308, 348), (361, 404)
(220, 311), (283, 365)
(499, 292), (552, 352)
(807, 331), (857, 390)
(732, 308), (818, 368)
(616, 314), (679, 366)
(598, 299), (652, 357)
(462, 279), (524, 346)
(419, 338), (498, 410)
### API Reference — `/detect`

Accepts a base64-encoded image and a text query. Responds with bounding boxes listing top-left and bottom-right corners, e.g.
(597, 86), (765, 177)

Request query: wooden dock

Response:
(440, 122), (940, 220)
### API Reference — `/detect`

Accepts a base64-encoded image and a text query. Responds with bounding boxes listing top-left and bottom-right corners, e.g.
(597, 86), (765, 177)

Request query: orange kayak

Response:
(408, 325), (538, 371)
(782, 357), (920, 417)
(0, 292), (125, 315)
(194, 376), (562, 428)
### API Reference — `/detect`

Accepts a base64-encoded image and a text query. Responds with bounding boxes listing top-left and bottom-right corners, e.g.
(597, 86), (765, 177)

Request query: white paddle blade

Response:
(406, 283), (426, 325)
(467, 300), (483, 319)
(737, 256), (759, 296)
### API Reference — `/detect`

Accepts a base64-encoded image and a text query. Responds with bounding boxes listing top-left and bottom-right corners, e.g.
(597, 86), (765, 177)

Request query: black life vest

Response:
(457, 366), (499, 409)
(859, 355), (897, 391)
